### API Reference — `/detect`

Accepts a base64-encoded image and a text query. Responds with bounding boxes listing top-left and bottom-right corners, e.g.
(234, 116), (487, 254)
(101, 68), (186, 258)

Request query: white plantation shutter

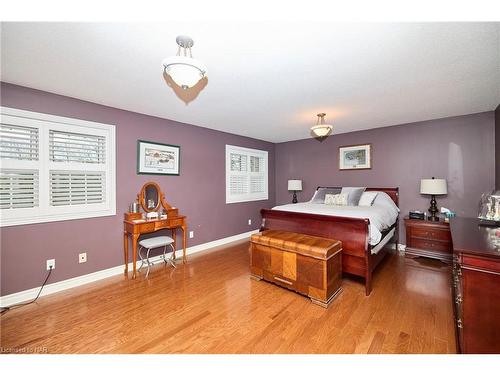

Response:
(0, 107), (116, 227)
(250, 155), (265, 193)
(0, 123), (39, 161)
(49, 130), (105, 164)
(0, 169), (39, 209)
(50, 171), (105, 206)
(226, 145), (268, 203)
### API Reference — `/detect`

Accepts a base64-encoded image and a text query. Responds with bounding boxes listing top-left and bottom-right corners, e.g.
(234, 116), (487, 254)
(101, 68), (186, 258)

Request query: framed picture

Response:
(339, 144), (371, 170)
(137, 140), (180, 175)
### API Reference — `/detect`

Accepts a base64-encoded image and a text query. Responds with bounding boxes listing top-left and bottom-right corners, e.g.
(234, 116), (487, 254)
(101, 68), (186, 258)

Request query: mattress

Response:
(271, 202), (398, 246)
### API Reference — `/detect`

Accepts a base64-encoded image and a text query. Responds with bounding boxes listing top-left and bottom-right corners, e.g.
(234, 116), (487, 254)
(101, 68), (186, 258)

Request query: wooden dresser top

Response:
(450, 217), (500, 259)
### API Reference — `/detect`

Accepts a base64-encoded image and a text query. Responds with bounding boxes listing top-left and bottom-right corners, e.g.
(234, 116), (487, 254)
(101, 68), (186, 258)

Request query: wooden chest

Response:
(250, 230), (342, 308)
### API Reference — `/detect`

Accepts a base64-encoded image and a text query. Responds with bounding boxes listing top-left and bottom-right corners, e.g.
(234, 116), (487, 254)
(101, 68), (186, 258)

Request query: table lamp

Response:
(420, 177), (447, 221)
(288, 180), (302, 204)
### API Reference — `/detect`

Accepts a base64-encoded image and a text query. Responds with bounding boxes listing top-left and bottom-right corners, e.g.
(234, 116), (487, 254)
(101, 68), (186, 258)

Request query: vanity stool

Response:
(138, 236), (176, 278)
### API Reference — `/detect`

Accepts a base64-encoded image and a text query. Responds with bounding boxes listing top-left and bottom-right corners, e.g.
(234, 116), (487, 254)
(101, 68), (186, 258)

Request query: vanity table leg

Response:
(123, 231), (129, 274)
(182, 225), (187, 263)
(172, 229), (177, 260)
(132, 233), (139, 279)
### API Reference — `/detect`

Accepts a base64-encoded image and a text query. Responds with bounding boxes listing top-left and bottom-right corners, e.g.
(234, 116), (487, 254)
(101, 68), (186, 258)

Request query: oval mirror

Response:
(140, 182), (161, 212)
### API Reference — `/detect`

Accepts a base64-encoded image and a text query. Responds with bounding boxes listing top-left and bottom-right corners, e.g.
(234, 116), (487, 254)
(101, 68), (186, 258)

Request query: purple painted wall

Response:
(496, 104), (500, 190)
(275, 112), (496, 242)
(0, 82), (275, 296)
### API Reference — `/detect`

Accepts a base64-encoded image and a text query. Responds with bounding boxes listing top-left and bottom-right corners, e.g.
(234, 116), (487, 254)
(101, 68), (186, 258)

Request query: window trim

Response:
(0, 106), (116, 227)
(225, 144), (268, 204)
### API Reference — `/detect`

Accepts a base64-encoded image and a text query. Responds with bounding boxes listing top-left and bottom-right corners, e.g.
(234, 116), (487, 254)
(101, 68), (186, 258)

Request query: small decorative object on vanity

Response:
(420, 177), (447, 221)
(404, 216), (452, 263)
(287, 180), (302, 204)
(478, 190), (500, 225)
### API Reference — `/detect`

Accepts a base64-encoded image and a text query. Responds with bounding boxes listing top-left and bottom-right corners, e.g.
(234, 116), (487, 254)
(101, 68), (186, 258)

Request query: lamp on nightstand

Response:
(288, 180), (302, 204)
(420, 177), (447, 221)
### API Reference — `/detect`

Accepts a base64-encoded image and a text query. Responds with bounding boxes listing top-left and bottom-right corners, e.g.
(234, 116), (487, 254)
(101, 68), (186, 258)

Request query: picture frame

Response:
(137, 140), (180, 176)
(339, 143), (371, 170)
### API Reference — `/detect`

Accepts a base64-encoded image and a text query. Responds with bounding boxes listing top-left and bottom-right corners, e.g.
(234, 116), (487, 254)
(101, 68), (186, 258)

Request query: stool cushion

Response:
(139, 236), (174, 249)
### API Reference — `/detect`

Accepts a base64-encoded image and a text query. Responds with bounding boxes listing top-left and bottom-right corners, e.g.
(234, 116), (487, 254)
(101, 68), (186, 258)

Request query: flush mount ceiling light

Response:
(162, 35), (207, 90)
(311, 113), (333, 140)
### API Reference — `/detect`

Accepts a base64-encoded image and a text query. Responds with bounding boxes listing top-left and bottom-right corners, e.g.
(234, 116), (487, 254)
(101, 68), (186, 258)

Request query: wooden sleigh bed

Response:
(259, 187), (399, 296)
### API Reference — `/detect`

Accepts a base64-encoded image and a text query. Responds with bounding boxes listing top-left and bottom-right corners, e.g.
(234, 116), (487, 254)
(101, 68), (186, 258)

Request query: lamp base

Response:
(292, 191), (298, 204)
(428, 195), (439, 221)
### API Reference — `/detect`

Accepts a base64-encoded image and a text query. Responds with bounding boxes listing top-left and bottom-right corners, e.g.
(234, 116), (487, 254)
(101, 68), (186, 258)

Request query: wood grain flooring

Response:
(0, 240), (457, 354)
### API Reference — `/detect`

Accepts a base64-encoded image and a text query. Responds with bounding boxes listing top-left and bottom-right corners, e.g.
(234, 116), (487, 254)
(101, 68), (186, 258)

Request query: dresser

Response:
(404, 217), (452, 263)
(450, 217), (500, 354)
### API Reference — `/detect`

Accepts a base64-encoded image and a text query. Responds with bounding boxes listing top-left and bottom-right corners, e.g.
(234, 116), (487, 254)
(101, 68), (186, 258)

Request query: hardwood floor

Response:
(0, 240), (457, 354)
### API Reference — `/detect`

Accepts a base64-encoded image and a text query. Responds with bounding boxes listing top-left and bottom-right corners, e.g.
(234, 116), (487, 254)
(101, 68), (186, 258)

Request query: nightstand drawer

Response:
(412, 227), (451, 242)
(410, 238), (451, 253)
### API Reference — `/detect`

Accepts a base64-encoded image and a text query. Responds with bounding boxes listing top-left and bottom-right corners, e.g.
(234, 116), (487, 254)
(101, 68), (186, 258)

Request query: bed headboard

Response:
(316, 186), (399, 207)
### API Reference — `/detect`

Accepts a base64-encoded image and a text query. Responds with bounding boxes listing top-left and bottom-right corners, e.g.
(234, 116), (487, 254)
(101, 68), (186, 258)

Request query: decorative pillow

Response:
(358, 191), (378, 207)
(341, 187), (366, 206)
(324, 193), (348, 206)
(310, 187), (341, 203)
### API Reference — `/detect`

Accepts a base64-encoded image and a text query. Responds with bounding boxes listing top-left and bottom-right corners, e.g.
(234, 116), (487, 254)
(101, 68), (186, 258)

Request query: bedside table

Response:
(404, 217), (452, 263)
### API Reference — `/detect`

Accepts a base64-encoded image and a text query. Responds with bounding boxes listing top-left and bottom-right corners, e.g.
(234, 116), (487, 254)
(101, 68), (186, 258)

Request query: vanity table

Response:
(123, 182), (187, 278)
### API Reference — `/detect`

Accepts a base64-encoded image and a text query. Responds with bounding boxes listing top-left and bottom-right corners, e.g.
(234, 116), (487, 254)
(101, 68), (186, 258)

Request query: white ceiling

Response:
(1, 22), (499, 143)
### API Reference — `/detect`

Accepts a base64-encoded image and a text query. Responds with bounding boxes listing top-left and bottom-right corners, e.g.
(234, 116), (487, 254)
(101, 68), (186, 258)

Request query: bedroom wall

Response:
(275, 111), (496, 243)
(496, 104), (500, 190)
(0, 82), (275, 296)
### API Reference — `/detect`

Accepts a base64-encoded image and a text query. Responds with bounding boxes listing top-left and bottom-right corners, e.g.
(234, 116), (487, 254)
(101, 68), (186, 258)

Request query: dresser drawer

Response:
(410, 238), (451, 253)
(411, 227), (451, 242)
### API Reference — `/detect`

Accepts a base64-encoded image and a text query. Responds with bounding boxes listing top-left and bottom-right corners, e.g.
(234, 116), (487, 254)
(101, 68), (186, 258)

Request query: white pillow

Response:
(372, 191), (400, 212)
(324, 193), (348, 206)
(358, 191), (378, 206)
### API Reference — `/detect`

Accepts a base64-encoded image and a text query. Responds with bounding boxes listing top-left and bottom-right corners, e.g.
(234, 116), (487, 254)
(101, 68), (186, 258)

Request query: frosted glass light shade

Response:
(162, 55), (207, 89)
(420, 178), (447, 195)
(288, 179), (303, 191)
(311, 124), (333, 138)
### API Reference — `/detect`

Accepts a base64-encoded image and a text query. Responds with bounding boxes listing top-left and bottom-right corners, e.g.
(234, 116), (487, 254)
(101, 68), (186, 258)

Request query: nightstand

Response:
(404, 217), (452, 263)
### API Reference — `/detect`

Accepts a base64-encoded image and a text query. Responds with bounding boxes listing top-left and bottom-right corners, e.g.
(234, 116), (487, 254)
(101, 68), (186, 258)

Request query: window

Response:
(226, 145), (268, 204)
(0, 107), (116, 227)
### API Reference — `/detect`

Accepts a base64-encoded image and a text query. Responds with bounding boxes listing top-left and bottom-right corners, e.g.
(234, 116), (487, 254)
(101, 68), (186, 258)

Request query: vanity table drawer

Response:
(139, 222), (156, 233)
(169, 218), (184, 227)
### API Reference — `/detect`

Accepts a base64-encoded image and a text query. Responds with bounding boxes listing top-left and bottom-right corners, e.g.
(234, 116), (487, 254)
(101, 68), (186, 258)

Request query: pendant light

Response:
(162, 35), (207, 90)
(311, 113), (333, 140)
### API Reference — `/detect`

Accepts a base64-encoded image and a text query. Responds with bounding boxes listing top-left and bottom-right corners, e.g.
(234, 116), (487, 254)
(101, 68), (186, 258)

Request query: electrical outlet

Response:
(46, 259), (55, 270)
(79, 252), (87, 263)
(189, 231), (194, 239)
(248, 219), (252, 225)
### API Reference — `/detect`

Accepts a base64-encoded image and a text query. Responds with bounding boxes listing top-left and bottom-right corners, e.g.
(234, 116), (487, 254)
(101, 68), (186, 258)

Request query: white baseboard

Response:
(0, 229), (259, 307)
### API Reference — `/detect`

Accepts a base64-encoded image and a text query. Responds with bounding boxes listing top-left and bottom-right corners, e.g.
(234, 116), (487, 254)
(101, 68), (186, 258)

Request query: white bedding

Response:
(271, 200), (399, 246)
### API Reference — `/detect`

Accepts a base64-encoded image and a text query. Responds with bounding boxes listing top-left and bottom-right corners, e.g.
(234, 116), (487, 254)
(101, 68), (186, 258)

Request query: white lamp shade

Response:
(420, 178), (447, 195)
(288, 180), (302, 191)
(163, 56), (207, 89)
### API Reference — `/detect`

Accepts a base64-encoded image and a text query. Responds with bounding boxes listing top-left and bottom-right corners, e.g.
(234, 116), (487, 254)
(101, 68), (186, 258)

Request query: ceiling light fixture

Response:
(311, 113), (333, 140)
(162, 35), (207, 90)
